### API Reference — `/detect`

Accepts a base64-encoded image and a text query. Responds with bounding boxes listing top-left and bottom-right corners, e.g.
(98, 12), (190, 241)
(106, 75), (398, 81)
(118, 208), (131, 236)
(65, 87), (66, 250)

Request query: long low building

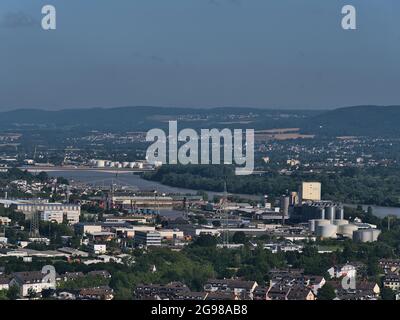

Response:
(10, 202), (81, 225)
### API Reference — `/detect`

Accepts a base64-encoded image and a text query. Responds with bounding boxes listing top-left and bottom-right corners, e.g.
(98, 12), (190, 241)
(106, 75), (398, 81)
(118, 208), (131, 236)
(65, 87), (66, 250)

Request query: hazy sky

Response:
(1, 0), (400, 111)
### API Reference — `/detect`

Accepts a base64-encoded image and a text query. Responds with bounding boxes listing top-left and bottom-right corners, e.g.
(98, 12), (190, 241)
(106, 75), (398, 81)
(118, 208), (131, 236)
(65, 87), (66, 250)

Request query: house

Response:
(60, 272), (84, 282)
(203, 279), (258, 299)
(383, 274), (400, 292)
(88, 270), (111, 279)
(327, 280), (380, 300)
(134, 282), (190, 300)
(268, 268), (304, 287)
(304, 275), (326, 295)
(90, 243), (107, 254)
(287, 285), (316, 300)
(357, 281), (380, 298)
(205, 292), (238, 300)
(175, 291), (207, 300)
(379, 259), (400, 274)
(253, 286), (268, 300)
(266, 284), (291, 300)
(10, 271), (56, 297)
(78, 286), (114, 300)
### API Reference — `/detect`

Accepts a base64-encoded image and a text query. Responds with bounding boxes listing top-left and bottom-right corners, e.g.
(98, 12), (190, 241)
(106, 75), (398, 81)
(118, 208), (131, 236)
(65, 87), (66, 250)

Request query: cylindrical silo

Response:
(123, 162), (130, 168)
(280, 196), (290, 217)
(339, 224), (359, 238)
(371, 229), (381, 241)
(353, 229), (373, 242)
(336, 207), (344, 220)
(316, 224), (338, 238)
(314, 219), (331, 229)
(320, 208), (325, 220)
(326, 206), (335, 222)
(309, 220), (316, 232)
(333, 219), (349, 227)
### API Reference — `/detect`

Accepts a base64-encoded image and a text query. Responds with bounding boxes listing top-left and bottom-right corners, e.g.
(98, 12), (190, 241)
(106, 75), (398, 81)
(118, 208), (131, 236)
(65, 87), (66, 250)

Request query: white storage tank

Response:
(371, 229), (381, 241)
(333, 219), (349, 227)
(353, 229), (372, 242)
(309, 220), (316, 232)
(316, 224), (338, 238)
(314, 219), (331, 227)
(96, 160), (106, 168)
(354, 229), (381, 242)
(339, 224), (359, 238)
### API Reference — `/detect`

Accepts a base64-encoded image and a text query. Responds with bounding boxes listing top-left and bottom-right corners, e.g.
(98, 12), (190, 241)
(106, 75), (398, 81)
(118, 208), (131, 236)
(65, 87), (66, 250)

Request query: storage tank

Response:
(129, 162), (136, 168)
(333, 219), (349, 227)
(309, 220), (316, 232)
(336, 207), (344, 220)
(314, 219), (331, 229)
(371, 229), (381, 241)
(96, 160), (106, 168)
(280, 196), (290, 217)
(316, 224), (338, 238)
(326, 206), (335, 222)
(319, 208), (325, 220)
(353, 229), (372, 242)
(339, 224), (359, 238)
(122, 162), (130, 168)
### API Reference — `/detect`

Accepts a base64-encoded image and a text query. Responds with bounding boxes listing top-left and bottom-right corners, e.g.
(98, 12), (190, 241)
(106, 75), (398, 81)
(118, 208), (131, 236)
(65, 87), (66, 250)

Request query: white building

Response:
(13, 202), (80, 225)
(0, 216), (11, 225)
(10, 271), (56, 297)
(135, 231), (162, 247)
(90, 243), (107, 254)
(40, 210), (64, 224)
(0, 276), (9, 291)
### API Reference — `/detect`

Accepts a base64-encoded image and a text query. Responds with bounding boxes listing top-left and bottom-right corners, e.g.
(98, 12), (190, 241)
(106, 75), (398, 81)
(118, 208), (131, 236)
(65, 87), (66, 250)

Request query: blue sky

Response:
(0, 0), (399, 110)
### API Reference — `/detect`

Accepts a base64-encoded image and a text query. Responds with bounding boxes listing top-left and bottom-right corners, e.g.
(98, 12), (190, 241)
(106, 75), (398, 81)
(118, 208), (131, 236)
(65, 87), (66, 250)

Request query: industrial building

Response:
(12, 202), (81, 225)
(135, 231), (162, 247)
(107, 195), (173, 209)
(290, 201), (343, 222)
(308, 217), (381, 242)
(299, 182), (321, 202)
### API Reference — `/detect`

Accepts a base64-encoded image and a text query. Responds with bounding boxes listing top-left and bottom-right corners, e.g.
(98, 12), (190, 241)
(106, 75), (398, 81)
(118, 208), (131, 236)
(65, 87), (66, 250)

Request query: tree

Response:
(212, 220), (221, 228)
(317, 283), (336, 300)
(192, 235), (217, 247)
(0, 290), (8, 300)
(381, 287), (395, 300)
(6, 285), (20, 300)
(232, 231), (246, 244)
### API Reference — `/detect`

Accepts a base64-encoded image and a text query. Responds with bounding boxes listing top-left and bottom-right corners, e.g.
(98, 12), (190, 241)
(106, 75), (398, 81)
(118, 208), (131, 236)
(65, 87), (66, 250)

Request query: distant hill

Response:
(303, 105), (400, 136)
(0, 105), (399, 136)
(0, 106), (316, 132)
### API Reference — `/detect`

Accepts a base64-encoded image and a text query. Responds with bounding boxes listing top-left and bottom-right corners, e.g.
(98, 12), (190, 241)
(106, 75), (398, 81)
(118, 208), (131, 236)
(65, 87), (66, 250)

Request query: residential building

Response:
(203, 279), (258, 299)
(383, 274), (400, 292)
(10, 271), (56, 297)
